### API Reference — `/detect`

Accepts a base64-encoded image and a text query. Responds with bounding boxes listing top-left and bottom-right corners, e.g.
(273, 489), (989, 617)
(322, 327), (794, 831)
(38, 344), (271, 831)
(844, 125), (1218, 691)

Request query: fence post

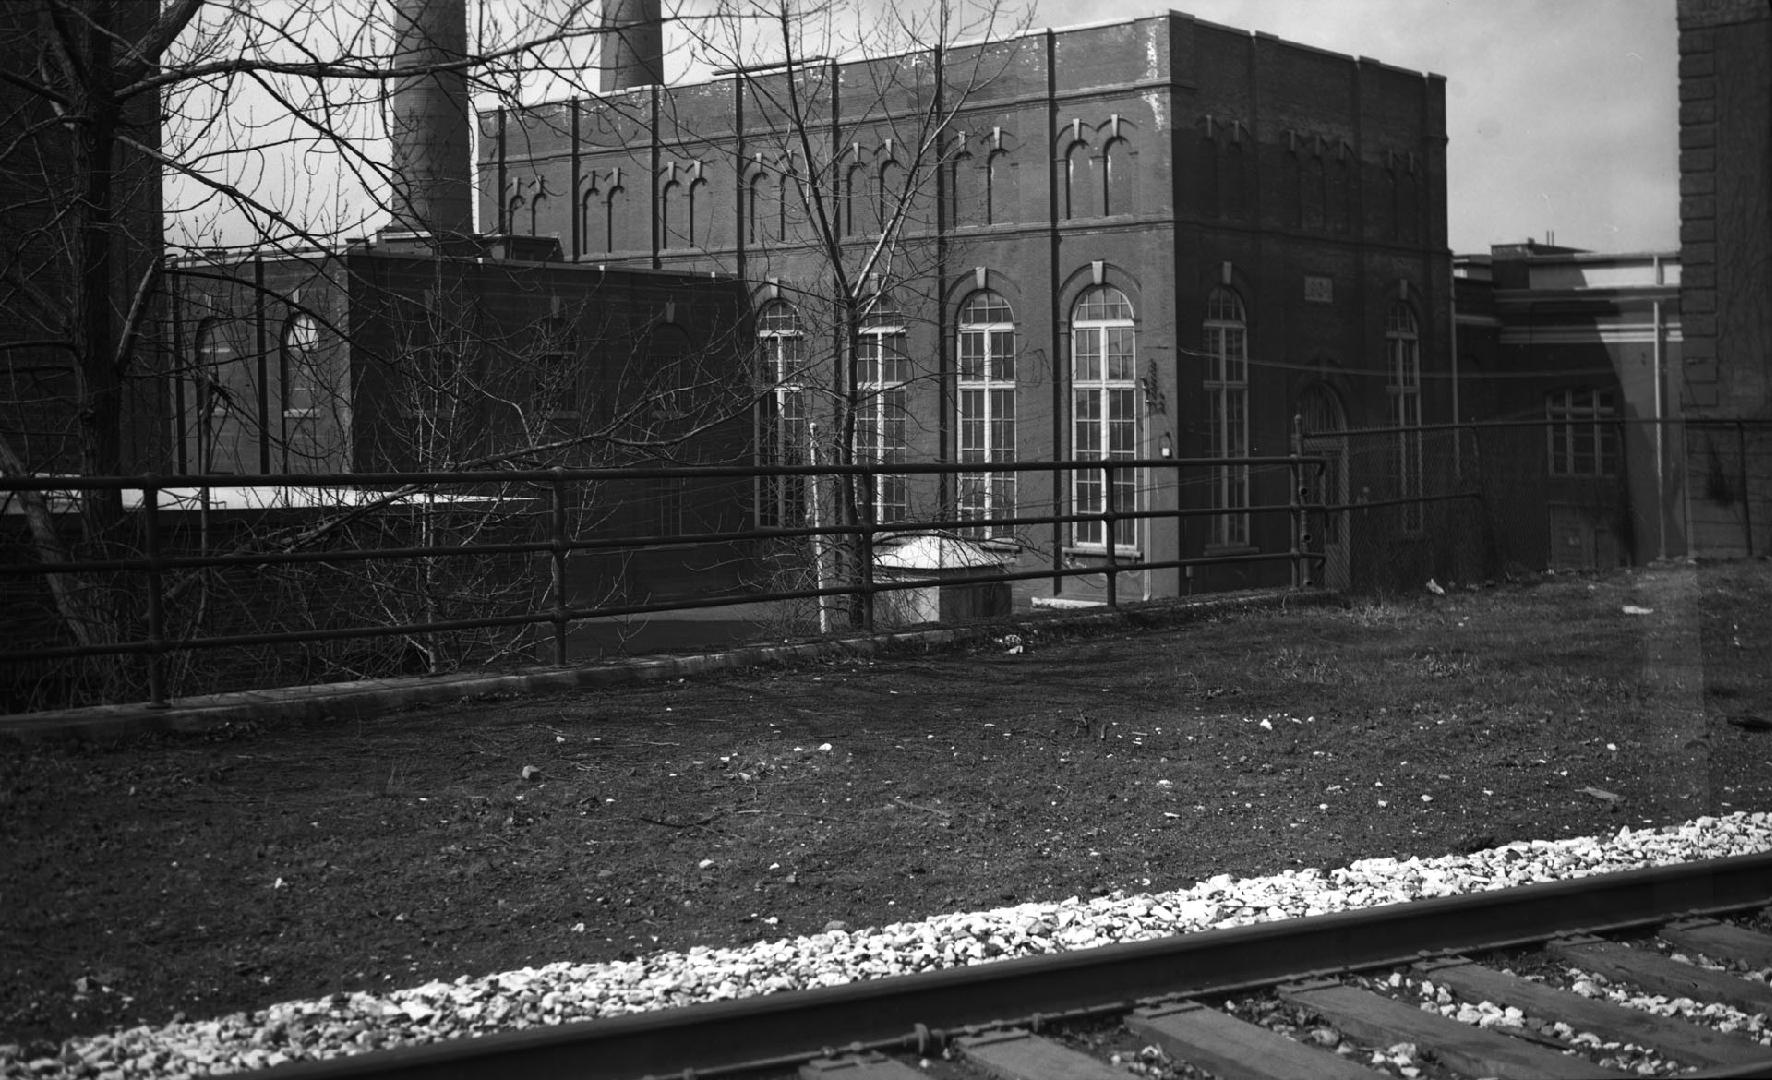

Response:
(142, 482), (169, 709)
(549, 468), (570, 666)
(859, 467), (876, 634)
(1739, 421), (1755, 557)
(1102, 460), (1118, 608)
(1297, 422), (1311, 588)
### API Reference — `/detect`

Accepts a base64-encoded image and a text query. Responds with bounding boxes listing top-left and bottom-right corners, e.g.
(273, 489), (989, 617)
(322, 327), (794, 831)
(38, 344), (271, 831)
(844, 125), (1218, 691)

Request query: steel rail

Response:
(252, 850), (1772, 1080)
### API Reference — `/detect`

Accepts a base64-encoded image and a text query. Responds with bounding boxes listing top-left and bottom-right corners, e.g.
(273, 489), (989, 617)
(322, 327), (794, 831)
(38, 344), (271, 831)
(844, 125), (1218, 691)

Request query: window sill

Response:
(1063, 545), (1144, 561)
(1203, 542), (1258, 557)
(964, 536), (1023, 553)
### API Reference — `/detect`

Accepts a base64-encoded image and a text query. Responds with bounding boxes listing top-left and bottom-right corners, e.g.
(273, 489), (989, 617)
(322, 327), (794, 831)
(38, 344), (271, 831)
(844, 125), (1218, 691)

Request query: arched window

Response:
(948, 147), (976, 227)
(1386, 302), (1423, 530)
(1201, 132), (1221, 216)
(644, 325), (692, 531)
(857, 293), (909, 523)
(603, 185), (624, 253)
(533, 313), (581, 427)
(747, 174), (765, 245)
(1302, 155), (1326, 231)
(195, 319), (229, 420)
(957, 290), (1016, 536)
(1100, 136), (1127, 216)
(578, 181), (601, 255)
(686, 178), (704, 248)
(1204, 287), (1249, 546)
(757, 300), (807, 528)
(506, 195), (526, 234)
(1063, 139), (1093, 220)
(281, 312), (319, 419)
(985, 148), (1010, 226)
(1282, 149), (1303, 229)
(660, 179), (678, 248)
(843, 161), (868, 237)
(877, 159), (903, 235)
(777, 160), (793, 243)
(528, 192), (547, 236)
(748, 171), (780, 244)
(1387, 167), (1404, 241)
(1329, 153), (1351, 234)
(191, 318), (246, 472)
(1399, 165), (1419, 244)
(1297, 382), (1346, 436)
(1071, 285), (1138, 549)
(1219, 137), (1244, 218)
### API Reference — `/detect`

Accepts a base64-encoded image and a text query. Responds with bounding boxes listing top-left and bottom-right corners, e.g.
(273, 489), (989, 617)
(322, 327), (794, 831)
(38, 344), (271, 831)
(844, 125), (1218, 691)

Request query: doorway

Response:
(1296, 383), (1350, 590)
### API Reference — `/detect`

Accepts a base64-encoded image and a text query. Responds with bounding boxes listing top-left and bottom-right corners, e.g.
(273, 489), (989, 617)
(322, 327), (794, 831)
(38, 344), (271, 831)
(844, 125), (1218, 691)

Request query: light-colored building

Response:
(1455, 242), (1684, 568)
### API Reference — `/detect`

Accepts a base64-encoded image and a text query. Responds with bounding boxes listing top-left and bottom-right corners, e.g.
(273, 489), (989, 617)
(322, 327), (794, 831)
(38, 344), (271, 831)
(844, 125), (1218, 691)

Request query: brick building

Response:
(156, 0), (762, 606)
(1676, 0), (1771, 557)
(166, 237), (758, 600)
(482, 9), (1453, 599)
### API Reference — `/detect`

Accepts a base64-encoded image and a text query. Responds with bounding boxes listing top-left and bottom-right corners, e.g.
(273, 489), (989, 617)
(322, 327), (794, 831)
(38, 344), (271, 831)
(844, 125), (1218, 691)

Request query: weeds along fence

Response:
(1, 454), (1332, 712)
(1321, 416), (1772, 594)
(8, 419), (1767, 712)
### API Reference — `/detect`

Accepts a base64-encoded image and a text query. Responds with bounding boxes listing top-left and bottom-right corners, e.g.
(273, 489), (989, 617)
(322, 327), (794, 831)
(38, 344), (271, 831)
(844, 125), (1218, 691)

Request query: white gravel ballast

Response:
(5, 810), (1770, 1079)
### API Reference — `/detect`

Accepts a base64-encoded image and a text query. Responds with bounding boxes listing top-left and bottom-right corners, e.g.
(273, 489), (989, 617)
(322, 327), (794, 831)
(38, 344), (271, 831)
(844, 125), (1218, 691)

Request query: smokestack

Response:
(601, 0), (664, 92)
(387, 0), (473, 239)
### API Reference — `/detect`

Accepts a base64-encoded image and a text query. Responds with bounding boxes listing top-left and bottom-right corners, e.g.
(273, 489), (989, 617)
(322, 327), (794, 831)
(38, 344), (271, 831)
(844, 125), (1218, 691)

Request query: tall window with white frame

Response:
(856, 294), (910, 523)
(280, 312), (321, 472)
(281, 313), (319, 418)
(1071, 285), (1139, 549)
(1204, 287), (1249, 546)
(188, 319), (224, 471)
(757, 300), (808, 529)
(957, 290), (1016, 537)
(1546, 387), (1618, 477)
(1386, 302), (1423, 531)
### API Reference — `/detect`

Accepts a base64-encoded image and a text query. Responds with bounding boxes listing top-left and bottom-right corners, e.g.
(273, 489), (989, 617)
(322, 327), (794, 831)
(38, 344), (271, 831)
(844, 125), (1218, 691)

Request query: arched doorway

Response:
(1296, 382), (1350, 589)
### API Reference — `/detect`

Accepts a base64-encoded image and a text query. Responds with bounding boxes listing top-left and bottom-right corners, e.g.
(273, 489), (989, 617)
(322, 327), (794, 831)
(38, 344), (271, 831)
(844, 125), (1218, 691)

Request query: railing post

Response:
(1289, 420), (1302, 589)
(1102, 460), (1118, 608)
(859, 467), (876, 634)
(142, 482), (169, 709)
(1739, 420), (1754, 557)
(549, 468), (570, 666)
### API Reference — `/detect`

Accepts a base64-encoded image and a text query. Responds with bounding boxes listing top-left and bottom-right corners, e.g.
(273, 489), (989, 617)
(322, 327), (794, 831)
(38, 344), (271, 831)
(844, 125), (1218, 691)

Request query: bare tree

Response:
(639, 0), (1036, 627)
(0, 0), (761, 704)
(0, 0), (1038, 704)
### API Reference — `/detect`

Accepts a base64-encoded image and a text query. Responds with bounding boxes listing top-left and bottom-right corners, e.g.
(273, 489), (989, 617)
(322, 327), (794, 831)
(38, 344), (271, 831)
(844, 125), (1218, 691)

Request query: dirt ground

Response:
(3, 561), (1770, 1054)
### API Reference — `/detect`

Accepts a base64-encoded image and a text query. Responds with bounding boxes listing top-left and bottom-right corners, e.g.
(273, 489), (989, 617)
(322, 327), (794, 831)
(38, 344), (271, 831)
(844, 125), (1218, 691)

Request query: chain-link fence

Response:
(1316, 417), (1772, 595)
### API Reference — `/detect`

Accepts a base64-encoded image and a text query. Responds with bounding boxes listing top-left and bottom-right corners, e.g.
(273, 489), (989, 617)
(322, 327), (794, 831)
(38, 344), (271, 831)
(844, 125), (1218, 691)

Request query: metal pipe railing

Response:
(0, 451), (1329, 709)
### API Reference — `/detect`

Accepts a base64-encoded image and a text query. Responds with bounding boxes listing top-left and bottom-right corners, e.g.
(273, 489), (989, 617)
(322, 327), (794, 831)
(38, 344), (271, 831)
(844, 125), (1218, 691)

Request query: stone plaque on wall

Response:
(1304, 275), (1333, 304)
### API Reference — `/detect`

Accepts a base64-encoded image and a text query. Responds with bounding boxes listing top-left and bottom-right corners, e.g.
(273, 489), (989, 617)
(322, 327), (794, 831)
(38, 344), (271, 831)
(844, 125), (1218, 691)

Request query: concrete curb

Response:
(0, 588), (1340, 743)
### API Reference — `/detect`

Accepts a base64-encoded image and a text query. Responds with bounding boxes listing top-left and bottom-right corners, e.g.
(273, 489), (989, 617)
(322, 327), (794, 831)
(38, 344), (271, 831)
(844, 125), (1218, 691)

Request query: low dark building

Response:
(167, 235), (757, 601)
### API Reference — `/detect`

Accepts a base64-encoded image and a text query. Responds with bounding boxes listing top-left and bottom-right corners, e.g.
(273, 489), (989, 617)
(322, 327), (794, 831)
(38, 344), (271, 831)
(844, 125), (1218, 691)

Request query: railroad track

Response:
(261, 852), (1772, 1079)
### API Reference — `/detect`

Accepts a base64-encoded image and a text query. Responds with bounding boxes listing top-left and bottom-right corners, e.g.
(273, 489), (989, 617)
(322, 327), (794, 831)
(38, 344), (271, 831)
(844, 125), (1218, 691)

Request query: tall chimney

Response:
(601, 0), (664, 92)
(387, 0), (473, 238)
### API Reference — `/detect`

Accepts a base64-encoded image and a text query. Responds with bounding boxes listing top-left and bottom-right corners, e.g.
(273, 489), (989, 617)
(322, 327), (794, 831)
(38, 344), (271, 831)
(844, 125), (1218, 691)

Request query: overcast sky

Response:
(1020, 0), (1680, 255)
(181, 0), (1681, 257)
